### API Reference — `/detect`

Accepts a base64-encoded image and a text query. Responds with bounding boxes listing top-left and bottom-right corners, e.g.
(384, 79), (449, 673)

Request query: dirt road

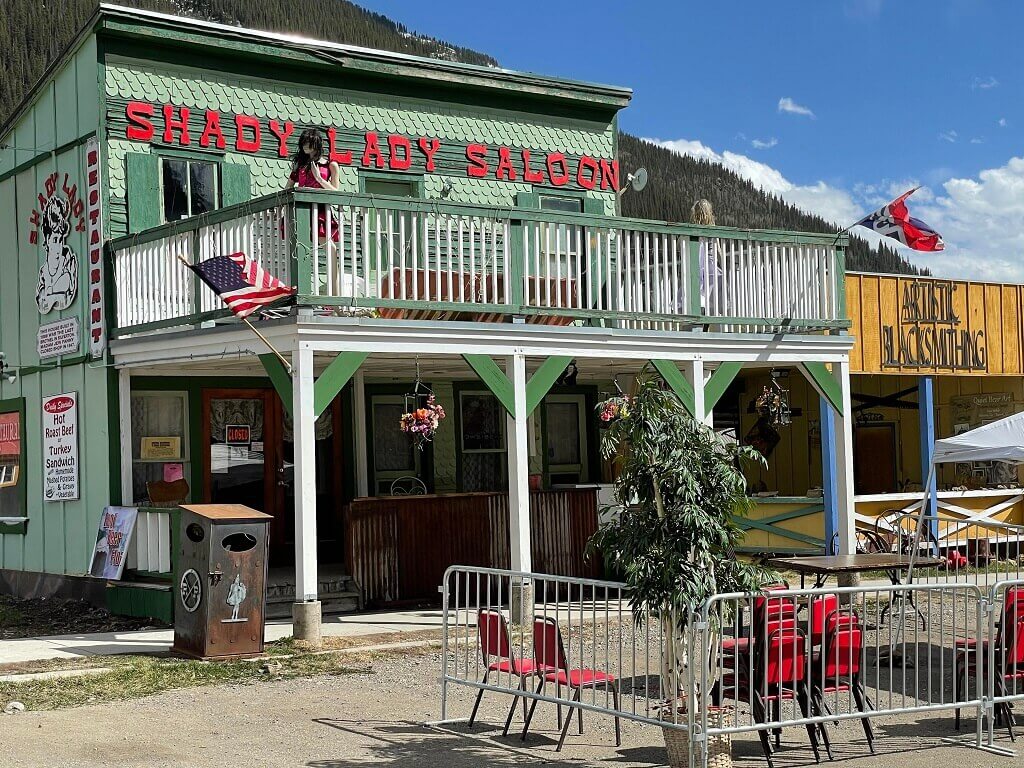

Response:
(2, 649), (1016, 767)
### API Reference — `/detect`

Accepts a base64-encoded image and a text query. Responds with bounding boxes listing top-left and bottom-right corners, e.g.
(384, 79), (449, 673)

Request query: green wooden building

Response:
(0, 5), (856, 639)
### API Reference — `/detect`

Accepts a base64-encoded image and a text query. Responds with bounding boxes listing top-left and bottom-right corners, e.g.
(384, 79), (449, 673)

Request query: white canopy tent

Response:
(908, 411), (1024, 576)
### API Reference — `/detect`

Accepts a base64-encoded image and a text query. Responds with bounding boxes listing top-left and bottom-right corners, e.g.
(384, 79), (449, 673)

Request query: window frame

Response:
(129, 390), (191, 506)
(158, 153), (221, 224)
(0, 397), (27, 521)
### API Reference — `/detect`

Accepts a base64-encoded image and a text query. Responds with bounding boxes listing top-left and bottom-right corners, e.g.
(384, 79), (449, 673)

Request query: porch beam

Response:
(800, 362), (844, 417)
(820, 397), (839, 555)
(919, 377), (939, 542)
(462, 354), (516, 417)
(704, 362), (743, 413)
(525, 355), (573, 417)
(259, 353), (294, 419)
(313, 351), (369, 418)
(650, 359), (696, 418)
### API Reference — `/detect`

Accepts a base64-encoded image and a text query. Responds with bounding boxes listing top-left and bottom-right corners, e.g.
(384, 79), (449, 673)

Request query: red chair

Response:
(719, 627), (822, 768)
(469, 610), (540, 735)
(955, 587), (1024, 738)
(521, 615), (621, 752)
(810, 610), (874, 757)
(722, 591), (798, 662)
(808, 595), (840, 647)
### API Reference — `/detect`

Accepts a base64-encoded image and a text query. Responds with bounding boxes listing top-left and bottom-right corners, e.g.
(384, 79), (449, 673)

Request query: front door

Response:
(203, 388), (281, 548)
(202, 389), (345, 566)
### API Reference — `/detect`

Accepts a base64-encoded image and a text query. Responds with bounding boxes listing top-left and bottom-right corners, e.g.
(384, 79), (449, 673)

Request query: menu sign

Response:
(89, 506), (138, 580)
(42, 392), (79, 501)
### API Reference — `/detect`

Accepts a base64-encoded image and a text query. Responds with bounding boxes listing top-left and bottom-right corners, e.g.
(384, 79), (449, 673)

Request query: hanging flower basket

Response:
(400, 395), (446, 449)
(597, 394), (632, 429)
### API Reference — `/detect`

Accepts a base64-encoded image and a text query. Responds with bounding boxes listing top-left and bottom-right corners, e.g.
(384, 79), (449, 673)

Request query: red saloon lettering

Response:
(122, 101), (618, 191)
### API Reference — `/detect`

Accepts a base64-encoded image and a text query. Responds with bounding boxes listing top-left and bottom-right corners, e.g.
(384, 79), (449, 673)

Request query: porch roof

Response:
(110, 313), (855, 374)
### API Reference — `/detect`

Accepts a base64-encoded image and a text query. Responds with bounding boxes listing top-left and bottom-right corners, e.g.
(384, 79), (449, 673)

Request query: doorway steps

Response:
(265, 567), (362, 619)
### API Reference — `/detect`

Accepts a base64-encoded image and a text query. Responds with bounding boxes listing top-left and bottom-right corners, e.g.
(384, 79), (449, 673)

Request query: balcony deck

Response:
(110, 189), (849, 338)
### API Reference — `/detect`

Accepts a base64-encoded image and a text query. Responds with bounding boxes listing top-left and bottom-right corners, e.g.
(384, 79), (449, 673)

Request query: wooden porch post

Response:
(919, 377), (939, 544)
(506, 353), (532, 623)
(684, 359), (710, 426)
(833, 360), (856, 556)
(292, 345), (321, 643)
(353, 369), (369, 497)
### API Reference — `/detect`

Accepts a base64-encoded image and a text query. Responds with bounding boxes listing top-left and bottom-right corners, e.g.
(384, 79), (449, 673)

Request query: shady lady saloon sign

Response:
(881, 280), (986, 371)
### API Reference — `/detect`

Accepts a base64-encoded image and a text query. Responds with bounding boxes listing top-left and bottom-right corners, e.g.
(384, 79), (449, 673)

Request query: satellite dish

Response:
(618, 167), (649, 196)
(630, 167), (649, 193)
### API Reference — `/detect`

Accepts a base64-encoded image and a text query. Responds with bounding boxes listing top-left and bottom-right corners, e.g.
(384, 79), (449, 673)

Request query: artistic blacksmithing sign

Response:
(880, 279), (986, 371)
(847, 274), (1007, 375)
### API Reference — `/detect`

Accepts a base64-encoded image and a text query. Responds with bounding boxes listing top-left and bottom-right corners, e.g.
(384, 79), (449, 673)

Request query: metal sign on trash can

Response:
(172, 504), (271, 659)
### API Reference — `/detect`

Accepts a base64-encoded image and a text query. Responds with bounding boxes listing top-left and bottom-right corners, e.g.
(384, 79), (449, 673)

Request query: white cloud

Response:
(751, 137), (778, 150)
(648, 137), (859, 225)
(648, 136), (1024, 282)
(999, 118), (1008, 127)
(971, 137), (985, 144)
(972, 76), (999, 90)
(939, 130), (958, 143)
(778, 97), (815, 118)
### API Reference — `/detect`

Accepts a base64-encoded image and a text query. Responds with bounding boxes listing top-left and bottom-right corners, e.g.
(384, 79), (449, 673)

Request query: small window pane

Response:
(364, 178), (416, 197)
(162, 159), (189, 222)
(461, 393), (504, 450)
(539, 196), (583, 213)
(373, 402), (415, 472)
(0, 411), (21, 516)
(463, 453), (505, 492)
(546, 402), (581, 465)
(190, 162), (216, 215)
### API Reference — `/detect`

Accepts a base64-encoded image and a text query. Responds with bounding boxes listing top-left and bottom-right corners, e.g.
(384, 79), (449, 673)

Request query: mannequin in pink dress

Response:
(285, 128), (341, 240)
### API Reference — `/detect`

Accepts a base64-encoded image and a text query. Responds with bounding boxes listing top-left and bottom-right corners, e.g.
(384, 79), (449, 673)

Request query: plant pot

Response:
(661, 706), (733, 768)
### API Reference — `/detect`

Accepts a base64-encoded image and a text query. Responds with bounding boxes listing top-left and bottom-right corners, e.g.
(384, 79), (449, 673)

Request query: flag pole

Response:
(176, 254), (293, 375)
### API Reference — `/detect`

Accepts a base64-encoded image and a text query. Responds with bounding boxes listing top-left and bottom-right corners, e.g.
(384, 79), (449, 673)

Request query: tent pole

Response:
(906, 461), (937, 584)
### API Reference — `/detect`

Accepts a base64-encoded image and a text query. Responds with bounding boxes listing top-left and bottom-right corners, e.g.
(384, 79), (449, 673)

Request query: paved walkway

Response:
(0, 608), (447, 665)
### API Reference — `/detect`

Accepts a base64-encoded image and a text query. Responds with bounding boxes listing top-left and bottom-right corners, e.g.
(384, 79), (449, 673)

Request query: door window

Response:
(370, 396), (421, 495)
(460, 391), (506, 492)
(544, 395), (589, 485)
(208, 397), (266, 510)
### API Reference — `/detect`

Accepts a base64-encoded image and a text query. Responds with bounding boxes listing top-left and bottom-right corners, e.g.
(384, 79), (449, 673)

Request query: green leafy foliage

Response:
(590, 375), (768, 627)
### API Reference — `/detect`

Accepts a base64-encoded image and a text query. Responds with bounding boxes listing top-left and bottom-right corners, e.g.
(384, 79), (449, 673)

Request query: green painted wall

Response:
(0, 36), (114, 577)
(102, 56), (617, 237)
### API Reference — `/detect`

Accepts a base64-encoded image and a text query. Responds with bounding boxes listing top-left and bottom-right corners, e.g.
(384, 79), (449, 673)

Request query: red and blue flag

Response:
(854, 187), (944, 252)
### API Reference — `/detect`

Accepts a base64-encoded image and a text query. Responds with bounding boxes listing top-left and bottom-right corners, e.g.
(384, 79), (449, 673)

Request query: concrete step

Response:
(265, 591), (361, 619)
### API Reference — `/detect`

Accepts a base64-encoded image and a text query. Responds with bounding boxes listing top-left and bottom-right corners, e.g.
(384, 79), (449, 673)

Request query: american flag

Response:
(186, 252), (295, 319)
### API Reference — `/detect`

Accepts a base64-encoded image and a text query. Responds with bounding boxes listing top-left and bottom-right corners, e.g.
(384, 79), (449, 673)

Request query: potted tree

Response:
(589, 374), (767, 768)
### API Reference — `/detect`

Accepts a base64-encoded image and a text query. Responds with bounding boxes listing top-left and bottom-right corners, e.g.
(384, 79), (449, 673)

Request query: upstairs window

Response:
(162, 158), (218, 223)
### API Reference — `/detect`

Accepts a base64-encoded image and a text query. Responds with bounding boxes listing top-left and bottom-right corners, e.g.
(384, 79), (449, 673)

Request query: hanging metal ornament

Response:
(755, 371), (792, 427)
(404, 358), (433, 412)
(399, 358), (446, 450)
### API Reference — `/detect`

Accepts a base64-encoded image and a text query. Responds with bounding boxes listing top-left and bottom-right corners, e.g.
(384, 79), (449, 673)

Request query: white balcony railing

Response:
(110, 190), (847, 335)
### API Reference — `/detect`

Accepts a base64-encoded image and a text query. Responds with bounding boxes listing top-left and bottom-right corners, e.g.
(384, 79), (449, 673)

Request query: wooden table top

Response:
(766, 554), (946, 574)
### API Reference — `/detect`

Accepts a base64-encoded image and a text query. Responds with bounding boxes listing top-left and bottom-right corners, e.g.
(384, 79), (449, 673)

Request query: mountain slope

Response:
(2, 0), (920, 275)
(618, 135), (927, 275)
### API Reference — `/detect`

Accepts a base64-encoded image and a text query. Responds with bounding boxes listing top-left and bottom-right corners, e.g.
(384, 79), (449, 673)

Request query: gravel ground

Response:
(2, 646), (1019, 768)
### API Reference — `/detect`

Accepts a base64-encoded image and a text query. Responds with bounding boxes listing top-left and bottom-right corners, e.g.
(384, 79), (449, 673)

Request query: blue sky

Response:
(360, 0), (1024, 280)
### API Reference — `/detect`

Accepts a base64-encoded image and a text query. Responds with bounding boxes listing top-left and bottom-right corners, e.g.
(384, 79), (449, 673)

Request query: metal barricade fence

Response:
(439, 566), (1015, 764)
(690, 581), (988, 766)
(984, 579), (1024, 752)
(440, 565), (687, 734)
